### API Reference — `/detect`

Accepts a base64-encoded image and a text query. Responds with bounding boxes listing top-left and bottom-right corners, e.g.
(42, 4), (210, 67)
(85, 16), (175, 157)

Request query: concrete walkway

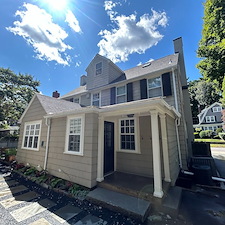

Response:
(211, 147), (225, 178)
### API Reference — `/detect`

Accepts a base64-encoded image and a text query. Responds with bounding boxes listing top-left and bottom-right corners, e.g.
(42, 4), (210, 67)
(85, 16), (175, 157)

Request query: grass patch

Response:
(210, 144), (225, 148)
(194, 139), (225, 143)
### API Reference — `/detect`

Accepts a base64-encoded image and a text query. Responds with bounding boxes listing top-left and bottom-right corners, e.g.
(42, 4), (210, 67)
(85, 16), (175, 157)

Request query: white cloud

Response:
(65, 10), (82, 33)
(6, 3), (72, 65)
(137, 58), (154, 66)
(98, 4), (168, 63)
(75, 61), (81, 67)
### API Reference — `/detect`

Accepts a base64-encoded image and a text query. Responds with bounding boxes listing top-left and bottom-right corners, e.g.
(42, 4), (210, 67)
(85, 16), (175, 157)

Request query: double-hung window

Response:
(96, 62), (102, 75)
(116, 85), (126, 104)
(147, 77), (162, 98)
(213, 107), (222, 112)
(23, 120), (41, 150)
(206, 116), (215, 123)
(65, 116), (84, 155)
(92, 93), (100, 107)
(120, 118), (136, 151)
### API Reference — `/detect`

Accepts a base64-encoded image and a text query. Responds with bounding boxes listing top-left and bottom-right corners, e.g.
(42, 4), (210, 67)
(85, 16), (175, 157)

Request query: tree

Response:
(0, 68), (40, 125)
(188, 79), (221, 118)
(197, 0), (225, 89)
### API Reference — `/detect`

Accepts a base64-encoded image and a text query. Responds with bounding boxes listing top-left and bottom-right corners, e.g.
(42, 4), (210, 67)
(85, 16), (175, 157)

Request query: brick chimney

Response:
(52, 91), (60, 98)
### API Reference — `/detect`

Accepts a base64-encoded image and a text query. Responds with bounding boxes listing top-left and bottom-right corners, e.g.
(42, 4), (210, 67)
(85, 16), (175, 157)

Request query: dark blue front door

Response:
(104, 121), (114, 175)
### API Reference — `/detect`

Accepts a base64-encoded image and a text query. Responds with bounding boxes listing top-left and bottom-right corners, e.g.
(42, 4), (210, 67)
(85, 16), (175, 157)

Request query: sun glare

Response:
(45, 0), (68, 11)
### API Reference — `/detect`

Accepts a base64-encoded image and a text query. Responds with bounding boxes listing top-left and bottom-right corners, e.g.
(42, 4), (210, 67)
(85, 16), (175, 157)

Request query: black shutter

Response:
(110, 87), (116, 105)
(140, 79), (147, 99)
(127, 83), (133, 102)
(162, 72), (172, 96)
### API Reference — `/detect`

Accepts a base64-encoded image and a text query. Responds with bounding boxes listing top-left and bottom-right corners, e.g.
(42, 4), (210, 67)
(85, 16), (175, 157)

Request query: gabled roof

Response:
(124, 54), (179, 80)
(60, 85), (87, 99)
(19, 93), (81, 123)
(198, 102), (222, 125)
(61, 53), (179, 99)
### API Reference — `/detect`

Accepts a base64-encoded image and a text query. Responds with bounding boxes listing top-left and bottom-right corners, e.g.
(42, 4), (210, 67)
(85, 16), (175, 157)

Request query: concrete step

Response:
(86, 187), (151, 222)
(161, 186), (182, 216)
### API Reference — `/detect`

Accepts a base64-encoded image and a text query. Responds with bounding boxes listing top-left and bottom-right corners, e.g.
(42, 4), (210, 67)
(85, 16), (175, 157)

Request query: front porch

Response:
(98, 171), (171, 201)
(96, 98), (181, 198)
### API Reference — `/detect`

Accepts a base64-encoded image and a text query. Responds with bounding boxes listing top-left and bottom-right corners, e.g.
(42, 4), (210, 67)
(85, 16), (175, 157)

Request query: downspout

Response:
(44, 117), (51, 170)
(172, 68), (182, 168)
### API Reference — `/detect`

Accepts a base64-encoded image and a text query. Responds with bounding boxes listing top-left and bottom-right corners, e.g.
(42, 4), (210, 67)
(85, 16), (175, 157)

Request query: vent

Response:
(142, 62), (151, 68)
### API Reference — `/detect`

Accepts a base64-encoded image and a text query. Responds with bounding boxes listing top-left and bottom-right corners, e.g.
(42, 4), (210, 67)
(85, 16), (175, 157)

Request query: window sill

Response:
(63, 151), (83, 156)
(117, 150), (141, 154)
(22, 147), (39, 151)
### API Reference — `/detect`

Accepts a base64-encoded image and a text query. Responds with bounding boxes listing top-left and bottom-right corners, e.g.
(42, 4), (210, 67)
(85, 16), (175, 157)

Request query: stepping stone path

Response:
(0, 163), (139, 225)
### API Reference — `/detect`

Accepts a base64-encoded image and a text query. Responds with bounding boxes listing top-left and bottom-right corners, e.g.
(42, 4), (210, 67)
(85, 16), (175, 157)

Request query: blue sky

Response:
(0, 0), (205, 96)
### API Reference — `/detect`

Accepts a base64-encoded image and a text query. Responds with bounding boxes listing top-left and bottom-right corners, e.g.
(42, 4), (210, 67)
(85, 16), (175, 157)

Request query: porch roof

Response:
(44, 97), (180, 119)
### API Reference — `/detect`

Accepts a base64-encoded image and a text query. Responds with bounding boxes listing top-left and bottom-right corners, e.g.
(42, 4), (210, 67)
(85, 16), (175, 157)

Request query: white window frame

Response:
(118, 117), (139, 153)
(96, 62), (102, 75)
(64, 115), (85, 156)
(147, 76), (162, 98)
(206, 116), (215, 123)
(116, 85), (127, 104)
(213, 106), (222, 112)
(22, 120), (42, 151)
(91, 92), (101, 107)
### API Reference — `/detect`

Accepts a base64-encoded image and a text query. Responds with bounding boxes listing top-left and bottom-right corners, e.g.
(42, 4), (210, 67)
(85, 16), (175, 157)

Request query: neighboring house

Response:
(193, 102), (223, 132)
(16, 37), (193, 199)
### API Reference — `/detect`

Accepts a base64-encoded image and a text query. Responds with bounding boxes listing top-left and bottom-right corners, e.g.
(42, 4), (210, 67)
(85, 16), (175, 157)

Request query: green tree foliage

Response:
(197, 0), (225, 89)
(188, 79), (221, 117)
(0, 68), (40, 125)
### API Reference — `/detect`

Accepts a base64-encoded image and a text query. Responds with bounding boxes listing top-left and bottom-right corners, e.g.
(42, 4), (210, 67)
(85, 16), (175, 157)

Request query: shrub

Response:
(216, 127), (223, 134)
(219, 132), (225, 140)
(195, 128), (202, 132)
(205, 130), (213, 138)
(199, 131), (207, 138)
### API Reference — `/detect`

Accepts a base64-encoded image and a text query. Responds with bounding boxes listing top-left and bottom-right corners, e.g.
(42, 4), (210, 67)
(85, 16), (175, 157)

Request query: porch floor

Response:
(98, 171), (170, 201)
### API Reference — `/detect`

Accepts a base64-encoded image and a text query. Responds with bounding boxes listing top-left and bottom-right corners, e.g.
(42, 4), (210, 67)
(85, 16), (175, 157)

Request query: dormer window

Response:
(96, 62), (102, 75)
(213, 106), (222, 112)
(147, 77), (162, 98)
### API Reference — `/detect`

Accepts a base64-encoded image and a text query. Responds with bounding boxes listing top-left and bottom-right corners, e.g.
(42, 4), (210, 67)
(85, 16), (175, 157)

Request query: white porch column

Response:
(159, 114), (171, 183)
(97, 116), (104, 182)
(150, 110), (163, 198)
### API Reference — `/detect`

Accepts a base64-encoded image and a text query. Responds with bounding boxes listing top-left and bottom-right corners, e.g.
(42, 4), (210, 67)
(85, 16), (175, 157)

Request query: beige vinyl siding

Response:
(166, 115), (179, 185)
(116, 116), (153, 177)
(101, 89), (111, 106)
(17, 96), (47, 169)
(46, 113), (98, 188)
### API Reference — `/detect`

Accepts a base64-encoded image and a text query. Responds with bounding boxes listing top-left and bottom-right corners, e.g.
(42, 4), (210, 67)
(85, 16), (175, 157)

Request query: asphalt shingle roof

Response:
(36, 93), (81, 114)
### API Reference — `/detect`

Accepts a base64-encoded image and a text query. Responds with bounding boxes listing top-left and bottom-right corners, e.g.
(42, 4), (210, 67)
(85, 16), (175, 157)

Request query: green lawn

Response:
(194, 139), (225, 148)
(194, 139), (225, 143)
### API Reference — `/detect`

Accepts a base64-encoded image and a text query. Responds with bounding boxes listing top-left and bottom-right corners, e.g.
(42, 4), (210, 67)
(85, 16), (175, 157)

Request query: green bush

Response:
(216, 127), (223, 134)
(219, 132), (225, 140)
(5, 148), (17, 156)
(199, 131), (207, 138)
(195, 127), (202, 132)
(205, 130), (213, 138)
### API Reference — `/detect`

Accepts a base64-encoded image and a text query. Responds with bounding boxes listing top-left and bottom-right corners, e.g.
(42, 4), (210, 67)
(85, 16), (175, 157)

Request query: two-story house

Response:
(194, 102), (223, 132)
(16, 37), (193, 199)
